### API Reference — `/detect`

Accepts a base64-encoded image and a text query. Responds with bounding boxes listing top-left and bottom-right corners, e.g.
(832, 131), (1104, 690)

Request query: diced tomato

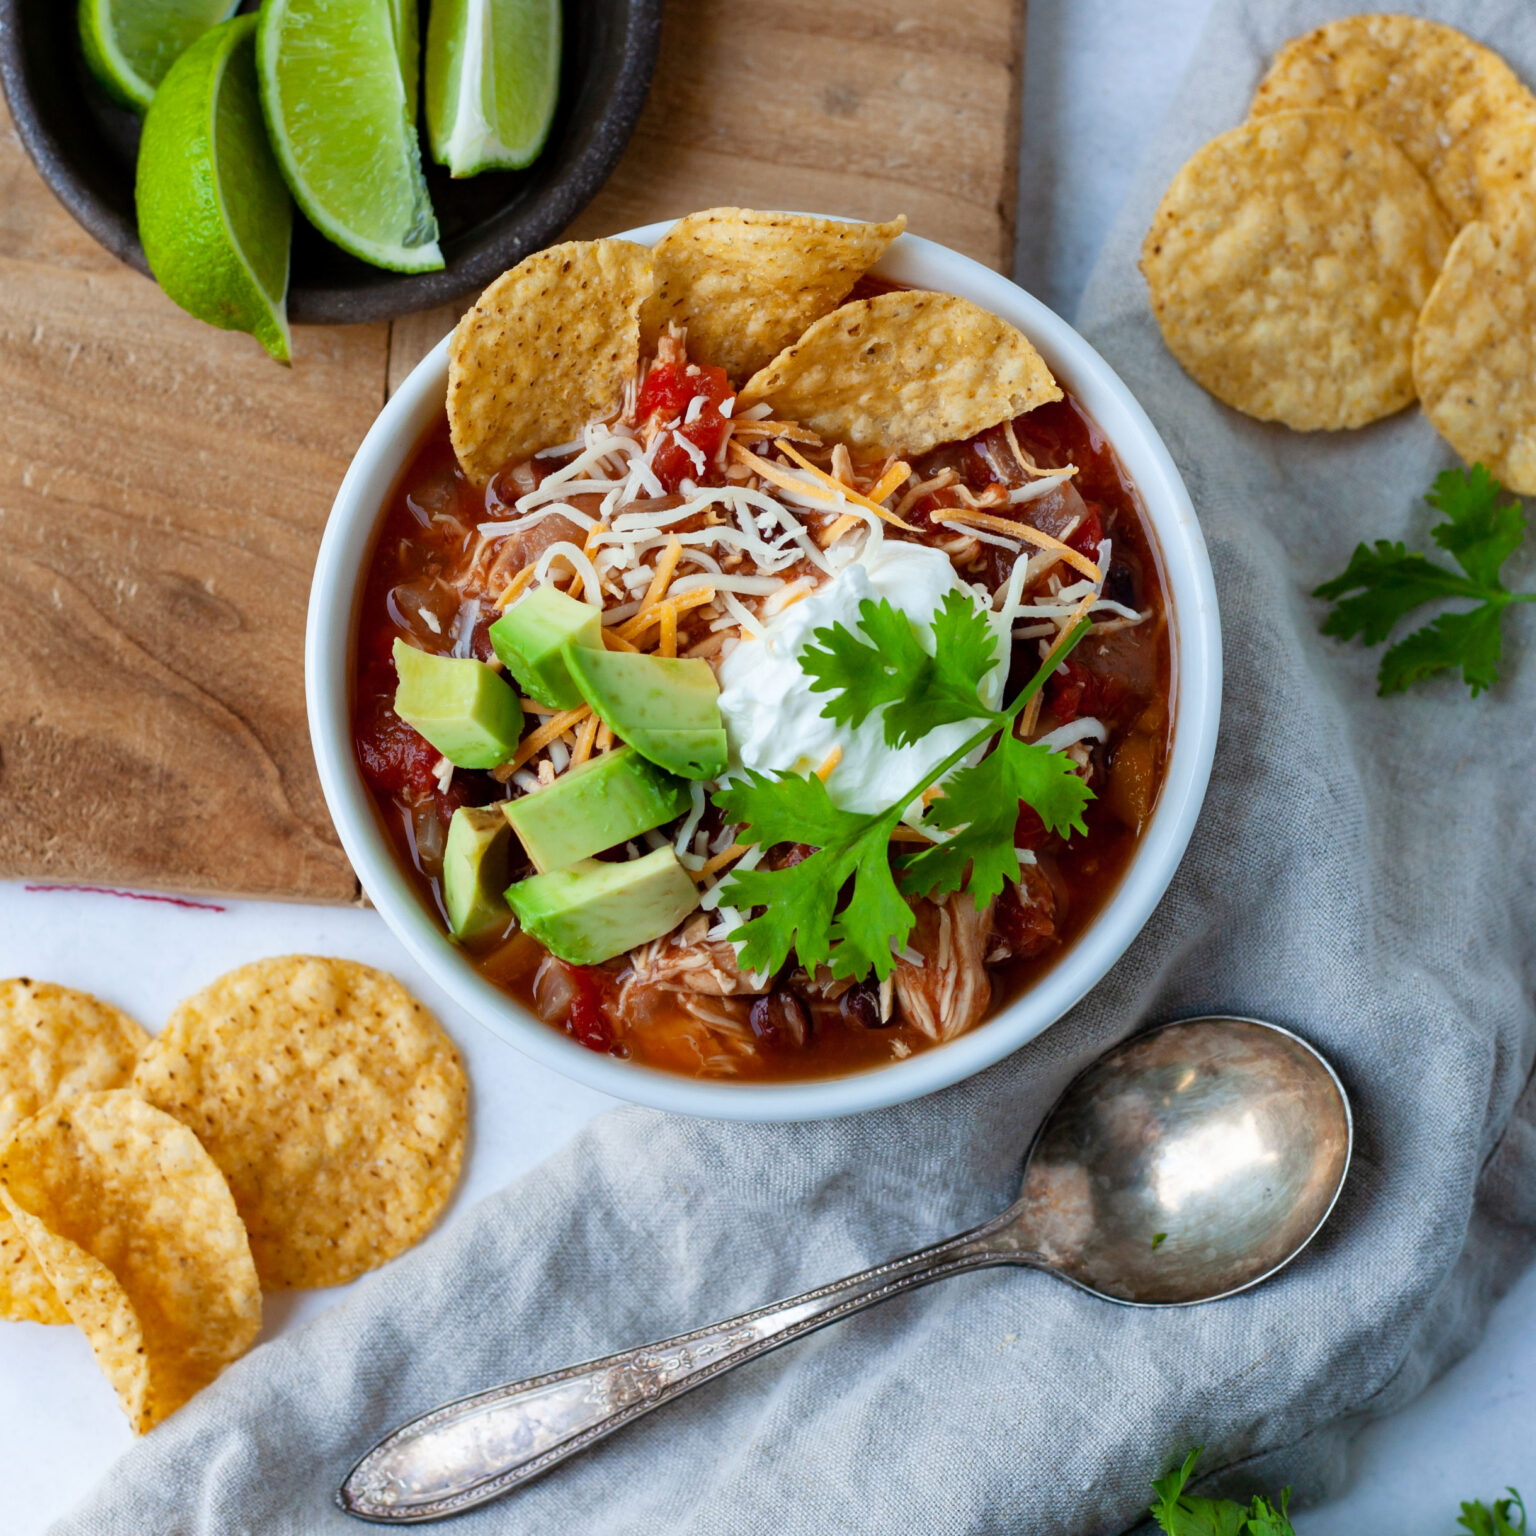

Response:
(564, 965), (619, 1054)
(1014, 803), (1048, 850)
(994, 870), (1057, 958)
(1067, 505), (1103, 558)
(1047, 655), (1132, 726)
(1046, 657), (1100, 725)
(639, 359), (734, 494)
(354, 692), (440, 798)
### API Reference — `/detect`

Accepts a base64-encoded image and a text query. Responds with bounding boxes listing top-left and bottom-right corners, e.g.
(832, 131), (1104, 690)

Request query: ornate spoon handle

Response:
(338, 1221), (1023, 1523)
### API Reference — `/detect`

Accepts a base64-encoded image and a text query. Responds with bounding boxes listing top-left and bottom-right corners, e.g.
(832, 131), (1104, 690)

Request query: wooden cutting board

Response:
(0, 0), (1025, 903)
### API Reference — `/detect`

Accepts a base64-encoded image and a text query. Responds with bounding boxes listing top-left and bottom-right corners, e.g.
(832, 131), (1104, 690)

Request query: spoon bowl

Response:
(1004, 1017), (1352, 1305)
(339, 1016), (1352, 1523)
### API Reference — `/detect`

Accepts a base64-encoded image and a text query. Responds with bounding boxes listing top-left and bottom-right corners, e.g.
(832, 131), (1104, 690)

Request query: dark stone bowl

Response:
(0, 0), (661, 324)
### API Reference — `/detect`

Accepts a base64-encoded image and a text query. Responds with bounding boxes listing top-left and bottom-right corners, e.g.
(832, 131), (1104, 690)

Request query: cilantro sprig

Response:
(1459, 1490), (1530, 1536)
(1150, 1450), (1293, 1536)
(1314, 465), (1534, 697)
(1147, 1450), (1526, 1536)
(713, 595), (1092, 983)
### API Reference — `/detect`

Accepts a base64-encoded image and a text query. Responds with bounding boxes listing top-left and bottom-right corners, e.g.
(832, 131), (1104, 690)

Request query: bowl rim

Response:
(306, 220), (1222, 1122)
(0, 0), (663, 325)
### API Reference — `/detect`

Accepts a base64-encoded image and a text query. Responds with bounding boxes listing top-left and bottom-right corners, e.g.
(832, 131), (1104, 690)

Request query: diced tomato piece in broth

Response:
(565, 965), (620, 1054)
(354, 692), (440, 798)
(640, 360), (733, 493)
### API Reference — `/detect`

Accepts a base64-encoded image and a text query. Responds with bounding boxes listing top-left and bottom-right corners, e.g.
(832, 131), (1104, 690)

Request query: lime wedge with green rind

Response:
(136, 15), (293, 363)
(79, 0), (238, 113)
(257, 0), (442, 274)
(425, 0), (561, 178)
(389, 0), (420, 121)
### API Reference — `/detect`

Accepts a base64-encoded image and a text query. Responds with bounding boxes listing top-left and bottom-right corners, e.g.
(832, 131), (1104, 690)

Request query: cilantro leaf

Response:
(1429, 463), (1526, 589)
(1458, 1490), (1529, 1536)
(712, 621), (1091, 984)
(1148, 1450), (1294, 1536)
(801, 597), (931, 731)
(1314, 542), (1473, 645)
(802, 591), (1000, 747)
(898, 732), (1092, 906)
(712, 772), (911, 981)
(713, 766), (857, 852)
(1313, 464), (1533, 697)
(1378, 604), (1505, 696)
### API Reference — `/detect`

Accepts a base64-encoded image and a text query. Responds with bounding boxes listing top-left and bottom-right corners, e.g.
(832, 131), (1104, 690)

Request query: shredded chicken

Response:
(618, 926), (761, 1013)
(894, 894), (996, 1043)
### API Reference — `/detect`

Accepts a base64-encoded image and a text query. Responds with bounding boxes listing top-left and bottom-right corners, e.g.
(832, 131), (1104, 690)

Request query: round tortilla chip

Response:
(0, 1091), (260, 1432)
(448, 239), (654, 486)
(1414, 209), (1536, 495)
(641, 208), (907, 382)
(131, 956), (468, 1289)
(0, 979), (149, 1325)
(737, 289), (1061, 457)
(1249, 15), (1536, 227)
(1140, 109), (1452, 431)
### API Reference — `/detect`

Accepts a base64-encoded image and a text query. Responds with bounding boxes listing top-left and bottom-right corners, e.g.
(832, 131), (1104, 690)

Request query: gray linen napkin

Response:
(55, 2), (1536, 1530)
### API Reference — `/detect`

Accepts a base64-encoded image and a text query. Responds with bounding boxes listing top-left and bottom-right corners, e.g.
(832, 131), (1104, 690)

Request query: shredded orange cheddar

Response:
(497, 564), (537, 609)
(935, 508), (1101, 581)
(638, 534), (683, 613)
(865, 459), (912, 505)
(508, 706), (592, 773)
(569, 710), (600, 768)
(773, 441), (920, 531)
(618, 584), (716, 642)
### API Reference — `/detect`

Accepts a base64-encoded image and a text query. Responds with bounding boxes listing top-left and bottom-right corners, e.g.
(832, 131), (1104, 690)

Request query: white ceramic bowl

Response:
(307, 221), (1221, 1122)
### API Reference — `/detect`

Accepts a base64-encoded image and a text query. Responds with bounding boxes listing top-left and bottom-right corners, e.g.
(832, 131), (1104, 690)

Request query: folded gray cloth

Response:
(55, 2), (1536, 1531)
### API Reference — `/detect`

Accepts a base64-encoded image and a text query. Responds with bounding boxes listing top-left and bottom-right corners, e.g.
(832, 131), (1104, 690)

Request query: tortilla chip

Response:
(0, 979), (149, 1324)
(1141, 109), (1452, 431)
(1249, 16), (1536, 226)
(641, 209), (906, 382)
(0, 1091), (260, 1431)
(737, 290), (1061, 456)
(1414, 208), (1536, 495)
(448, 239), (654, 485)
(131, 957), (468, 1289)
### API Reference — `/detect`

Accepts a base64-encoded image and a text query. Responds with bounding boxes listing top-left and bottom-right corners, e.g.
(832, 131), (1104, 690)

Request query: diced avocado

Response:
(502, 745), (691, 871)
(392, 639), (522, 769)
(504, 847), (700, 965)
(562, 644), (725, 779)
(621, 727), (728, 781)
(443, 806), (513, 939)
(488, 586), (602, 710)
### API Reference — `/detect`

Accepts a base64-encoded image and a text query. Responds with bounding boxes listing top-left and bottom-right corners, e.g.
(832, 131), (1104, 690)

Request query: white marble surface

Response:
(1, 2), (1532, 1528)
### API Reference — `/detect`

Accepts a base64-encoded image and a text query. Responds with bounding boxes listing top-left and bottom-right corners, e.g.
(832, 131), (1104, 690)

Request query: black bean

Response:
(750, 991), (810, 1048)
(839, 983), (889, 1029)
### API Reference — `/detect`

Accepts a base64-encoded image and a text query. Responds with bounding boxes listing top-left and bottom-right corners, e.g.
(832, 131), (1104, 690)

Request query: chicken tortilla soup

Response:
(351, 211), (1172, 1082)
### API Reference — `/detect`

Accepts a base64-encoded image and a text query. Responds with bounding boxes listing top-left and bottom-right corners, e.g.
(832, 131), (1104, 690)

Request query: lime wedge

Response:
(425, 0), (561, 178)
(257, 0), (442, 274)
(135, 16), (292, 363)
(389, 0), (420, 122)
(79, 0), (238, 113)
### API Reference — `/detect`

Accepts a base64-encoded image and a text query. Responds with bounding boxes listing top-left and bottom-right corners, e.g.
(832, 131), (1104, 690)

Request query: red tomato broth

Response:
(351, 353), (1171, 1083)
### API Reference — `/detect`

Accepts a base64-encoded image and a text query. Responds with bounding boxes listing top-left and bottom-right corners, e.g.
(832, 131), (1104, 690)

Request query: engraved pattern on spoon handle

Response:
(339, 1221), (1029, 1523)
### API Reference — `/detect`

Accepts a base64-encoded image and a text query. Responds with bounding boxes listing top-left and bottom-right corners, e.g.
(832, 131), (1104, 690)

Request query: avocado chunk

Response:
(392, 639), (522, 769)
(488, 586), (602, 710)
(621, 727), (728, 781)
(502, 746), (691, 872)
(504, 847), (700, 965)
(443, 805), (513, 939)
(562, 645), (725, 779)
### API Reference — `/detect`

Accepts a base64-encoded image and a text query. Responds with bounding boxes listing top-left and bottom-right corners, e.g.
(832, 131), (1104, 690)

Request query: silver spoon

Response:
(339, 1015), (1352, 1524)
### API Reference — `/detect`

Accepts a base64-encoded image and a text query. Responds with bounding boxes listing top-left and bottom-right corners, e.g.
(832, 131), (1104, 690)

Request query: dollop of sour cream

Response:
(717, 539), (1006, 820)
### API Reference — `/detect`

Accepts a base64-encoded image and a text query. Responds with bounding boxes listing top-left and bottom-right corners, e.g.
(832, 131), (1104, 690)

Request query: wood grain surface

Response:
(0, 0), (1024, 902)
